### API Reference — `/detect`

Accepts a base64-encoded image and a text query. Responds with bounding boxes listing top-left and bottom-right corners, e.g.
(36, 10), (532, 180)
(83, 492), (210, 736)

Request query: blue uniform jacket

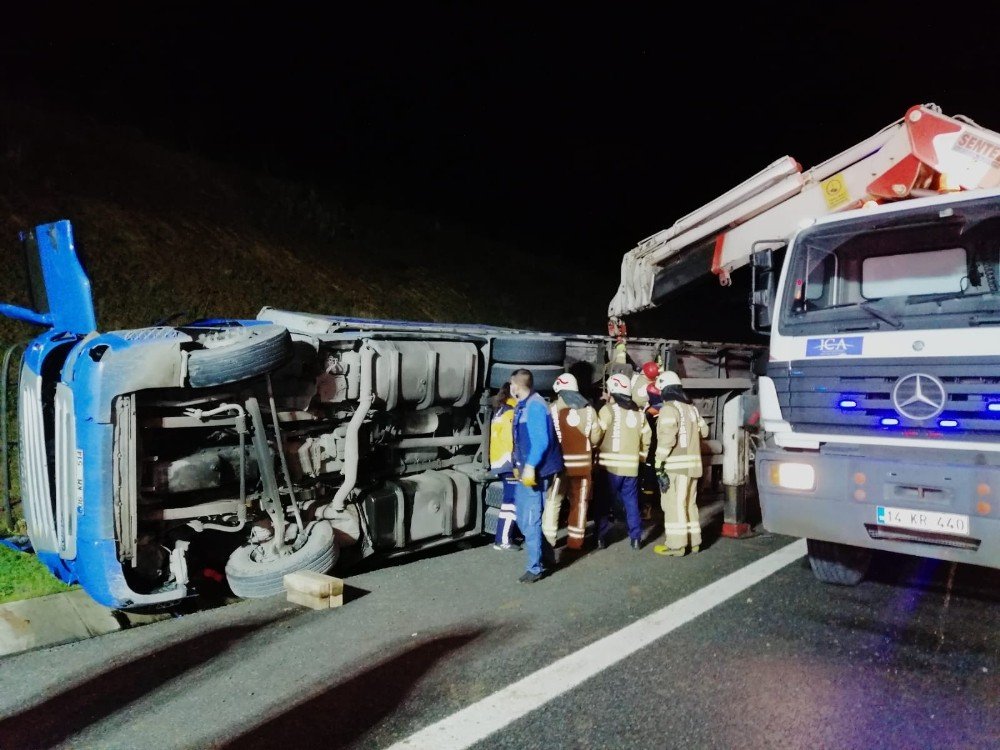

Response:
(512, 391), (564, 479)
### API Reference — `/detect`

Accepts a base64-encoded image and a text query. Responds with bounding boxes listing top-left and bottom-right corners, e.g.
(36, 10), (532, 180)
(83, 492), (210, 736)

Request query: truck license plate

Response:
(876, 506), (970, 535)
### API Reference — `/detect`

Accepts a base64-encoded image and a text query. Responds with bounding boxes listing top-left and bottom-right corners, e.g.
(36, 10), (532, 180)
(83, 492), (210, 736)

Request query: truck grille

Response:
(54, 383), (78, 559)
(769, 356), (1000, 441)
(18, 370), (59, 554)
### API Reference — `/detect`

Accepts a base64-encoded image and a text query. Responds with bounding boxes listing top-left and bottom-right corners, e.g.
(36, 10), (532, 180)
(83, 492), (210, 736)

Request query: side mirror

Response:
(750, 243), (779, 334)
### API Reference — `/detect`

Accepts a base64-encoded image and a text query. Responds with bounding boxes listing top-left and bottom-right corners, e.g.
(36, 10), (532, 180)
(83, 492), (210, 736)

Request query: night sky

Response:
(4, 3), (1000, 265)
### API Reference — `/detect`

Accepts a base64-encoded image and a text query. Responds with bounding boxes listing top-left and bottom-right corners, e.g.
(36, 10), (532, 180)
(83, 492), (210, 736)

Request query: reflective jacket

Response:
(655, 400), (709, 478)
(595, 402), (651, 477)
(489, 397), (516, 475)
(513, 392), (564, 479)
(550, 395), (601, 478)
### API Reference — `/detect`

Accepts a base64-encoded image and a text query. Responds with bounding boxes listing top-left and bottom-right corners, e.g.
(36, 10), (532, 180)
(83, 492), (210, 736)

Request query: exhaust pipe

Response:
(332, 343), (375, 511)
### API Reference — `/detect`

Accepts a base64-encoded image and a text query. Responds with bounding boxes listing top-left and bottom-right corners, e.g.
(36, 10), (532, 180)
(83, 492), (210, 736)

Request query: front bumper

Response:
(756, 443), (1000, 570)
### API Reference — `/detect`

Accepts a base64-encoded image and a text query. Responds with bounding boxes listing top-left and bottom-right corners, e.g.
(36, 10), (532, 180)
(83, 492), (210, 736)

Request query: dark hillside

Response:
(0, 97), (612, 344)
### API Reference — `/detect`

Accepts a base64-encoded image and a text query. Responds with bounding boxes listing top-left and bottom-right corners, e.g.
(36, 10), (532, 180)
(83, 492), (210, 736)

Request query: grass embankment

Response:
(0, 545), (75, 604)
(0, 95), (614, 600)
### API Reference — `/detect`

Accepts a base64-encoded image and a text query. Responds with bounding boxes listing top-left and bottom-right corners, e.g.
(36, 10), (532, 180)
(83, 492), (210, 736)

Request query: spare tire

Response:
(187, 324), (293, 388)
(489, 363), (563, 392)
(491, 335), (566, 366)
(226, 520), (338, 599)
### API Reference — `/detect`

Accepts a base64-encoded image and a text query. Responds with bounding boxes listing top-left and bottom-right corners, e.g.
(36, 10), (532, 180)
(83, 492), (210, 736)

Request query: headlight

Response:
(770, 462), (815, 490)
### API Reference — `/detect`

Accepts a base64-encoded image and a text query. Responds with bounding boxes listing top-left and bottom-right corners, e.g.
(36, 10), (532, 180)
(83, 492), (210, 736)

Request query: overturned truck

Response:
(2, 220), (763, 609)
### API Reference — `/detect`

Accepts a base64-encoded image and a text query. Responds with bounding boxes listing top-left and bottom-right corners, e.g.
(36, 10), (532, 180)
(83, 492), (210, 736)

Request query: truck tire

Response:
(187, 324), (293, 388)
(225, 520), (338, 599)
(491, 336), (566, 365)
(488, 363), (562, 392)
(806, 538), (872, 586)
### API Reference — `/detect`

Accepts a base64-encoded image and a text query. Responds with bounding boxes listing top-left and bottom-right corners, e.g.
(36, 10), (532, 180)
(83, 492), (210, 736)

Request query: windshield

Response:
(778, 199), (1000, 334)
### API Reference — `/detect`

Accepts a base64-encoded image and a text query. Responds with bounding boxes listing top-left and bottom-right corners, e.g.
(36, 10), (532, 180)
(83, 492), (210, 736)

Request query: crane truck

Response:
(609, 103), (1000, 584)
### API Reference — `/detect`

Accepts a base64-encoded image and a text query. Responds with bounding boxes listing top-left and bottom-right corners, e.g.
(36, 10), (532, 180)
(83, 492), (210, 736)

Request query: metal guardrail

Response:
(2, 342), (25, 529)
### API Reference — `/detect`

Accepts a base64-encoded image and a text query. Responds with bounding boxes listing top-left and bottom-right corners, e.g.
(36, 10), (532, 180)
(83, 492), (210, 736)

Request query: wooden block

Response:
(286, 589), (329, 611)
(284, 570), (345, 609)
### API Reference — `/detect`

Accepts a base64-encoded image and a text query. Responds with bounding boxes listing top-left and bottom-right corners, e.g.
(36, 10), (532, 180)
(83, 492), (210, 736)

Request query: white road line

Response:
(387, 537), (808, 750)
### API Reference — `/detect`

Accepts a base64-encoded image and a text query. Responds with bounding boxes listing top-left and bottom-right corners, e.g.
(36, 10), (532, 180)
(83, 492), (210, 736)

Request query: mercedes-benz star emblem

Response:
(891, 373), (947, 421)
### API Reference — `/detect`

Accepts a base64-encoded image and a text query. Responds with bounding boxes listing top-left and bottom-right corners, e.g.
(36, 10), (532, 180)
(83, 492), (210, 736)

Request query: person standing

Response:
(489, 382), (521, 550)
(509, 368), (564, 582)
(593, 372), (651, 550)
(543, 372), (603, 551)
(634, 361), (662, 522)
(652, 370), (710, 557)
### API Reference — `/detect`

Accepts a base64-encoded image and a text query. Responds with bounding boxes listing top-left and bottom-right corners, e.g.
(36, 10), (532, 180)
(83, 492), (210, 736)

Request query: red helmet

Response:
(641, 361), (660, 380)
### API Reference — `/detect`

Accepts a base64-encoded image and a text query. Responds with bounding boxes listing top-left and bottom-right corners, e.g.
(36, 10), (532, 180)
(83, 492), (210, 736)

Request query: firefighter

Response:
(593, 372), (652, 550)
(543, 372), (603, 551)
(652, 370), (710, 556)
(634, 361), (661, 521)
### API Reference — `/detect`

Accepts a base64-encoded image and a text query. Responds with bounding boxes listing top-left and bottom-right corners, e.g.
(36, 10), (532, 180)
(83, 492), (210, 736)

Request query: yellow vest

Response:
(489, 398), (516, 473)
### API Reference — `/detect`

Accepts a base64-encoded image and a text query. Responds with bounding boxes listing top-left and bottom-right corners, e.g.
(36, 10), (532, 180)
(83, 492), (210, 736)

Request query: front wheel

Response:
(806, 538), (872, 586)
(225, 520), (339, 599)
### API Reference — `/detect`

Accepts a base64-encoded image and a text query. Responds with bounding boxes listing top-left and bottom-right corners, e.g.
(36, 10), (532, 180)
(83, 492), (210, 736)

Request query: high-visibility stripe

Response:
(656, 455), (700, 467)
(550, 405), (563, 443)
(599, 457), (639, 468)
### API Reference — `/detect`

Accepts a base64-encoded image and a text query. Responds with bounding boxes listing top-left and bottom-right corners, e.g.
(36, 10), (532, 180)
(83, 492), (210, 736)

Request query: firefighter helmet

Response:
(655, 370), (682, 389)
(641, 361), (660, 380)
(553, 372), (579, 393)
(607, 373), (631, 396)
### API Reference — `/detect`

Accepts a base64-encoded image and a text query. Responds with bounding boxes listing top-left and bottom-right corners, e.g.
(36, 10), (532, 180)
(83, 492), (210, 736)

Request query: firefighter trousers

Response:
(543, 473), (591, 550)
(660, 473), (702, 551)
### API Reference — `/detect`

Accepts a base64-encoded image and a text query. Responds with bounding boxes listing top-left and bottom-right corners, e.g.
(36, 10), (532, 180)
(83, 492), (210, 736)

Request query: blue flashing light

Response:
(938, 419), (959, 428)
(989, 403), (1000, 413)
(839, 399), (858, 409)
(880, 417), (900, 426)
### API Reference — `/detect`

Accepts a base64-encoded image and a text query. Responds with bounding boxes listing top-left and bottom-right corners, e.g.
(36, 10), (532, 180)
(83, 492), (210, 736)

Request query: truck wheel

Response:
(806, 538), (872, 586)
(488, 363), (563, 392)
(187, 324), (293, 388)
(491, 335), (566, 365)
(225, 520), (338, 599)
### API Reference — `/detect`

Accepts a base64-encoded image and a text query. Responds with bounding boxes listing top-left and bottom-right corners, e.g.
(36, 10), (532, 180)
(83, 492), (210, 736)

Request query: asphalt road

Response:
(0, 517), (997, 750)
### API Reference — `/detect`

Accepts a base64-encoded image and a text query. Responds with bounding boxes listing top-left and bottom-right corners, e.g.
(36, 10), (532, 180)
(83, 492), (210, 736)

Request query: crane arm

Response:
(608, 103), (1000, 322)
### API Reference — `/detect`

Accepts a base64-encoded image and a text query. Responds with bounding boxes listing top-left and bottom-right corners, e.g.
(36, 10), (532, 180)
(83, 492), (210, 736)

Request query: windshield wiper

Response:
(858, 301), (903, 329)
(905, 290), (989, 305)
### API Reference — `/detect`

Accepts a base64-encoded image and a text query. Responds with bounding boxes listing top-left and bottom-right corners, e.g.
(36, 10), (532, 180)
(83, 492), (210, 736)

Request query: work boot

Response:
(630, 538), (641, 551)
(518, 570), (546, 584)
(596, 537), (608, 551)
(653, 544), (685, 557)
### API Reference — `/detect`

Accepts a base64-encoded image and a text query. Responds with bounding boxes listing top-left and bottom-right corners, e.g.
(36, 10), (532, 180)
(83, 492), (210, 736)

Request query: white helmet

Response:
(553, 372), (579, 393)
(655, 370), (682, 389)
(607, 373), (631, 396)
